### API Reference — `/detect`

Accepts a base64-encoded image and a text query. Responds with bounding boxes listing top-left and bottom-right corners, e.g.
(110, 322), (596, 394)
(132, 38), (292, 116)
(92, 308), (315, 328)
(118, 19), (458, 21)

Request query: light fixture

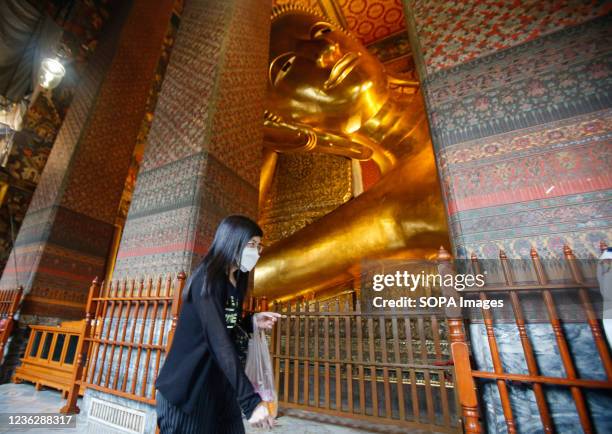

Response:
(39, 57), (66, 90)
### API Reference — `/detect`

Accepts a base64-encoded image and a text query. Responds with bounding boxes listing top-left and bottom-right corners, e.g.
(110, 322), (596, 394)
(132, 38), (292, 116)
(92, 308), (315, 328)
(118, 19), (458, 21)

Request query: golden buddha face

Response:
(268, 10), (388, 134)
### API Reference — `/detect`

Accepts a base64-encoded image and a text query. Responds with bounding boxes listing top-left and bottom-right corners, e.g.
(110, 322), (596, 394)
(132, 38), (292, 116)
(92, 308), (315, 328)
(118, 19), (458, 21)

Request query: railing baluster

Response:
(367, 315), (377, 417)
(479, 288), (515, 433)
(344, 299), (353, 414)
(284, 302), (291, 404)
(323, 303), (330, 409)
(152, 275), (172, 401)
(404, 316), (419, 422)
(104, 279), (127, 388)
(355, 299), (365, 415)
(494, 251), (553, 432)
(112, 279), (135, 390)
(303, 300), (310, 406)
(418, 316), (435, 424)
(141, 276), (162, 398)
(532, 248), (593, 433)
(122, 278), (144, 392)
(391, 315), (405, 421)
(432, 312), (450, 428)
(293, 301), (300, 404)
(564, 245), (612, 379)
(334, 299), (342, 411)
(379, 314), (391, 419)
(273, 302), (282, 404)
(314, 301), (320, 408)
(131, 277), (152, 395)
(96, 281), (117, 386)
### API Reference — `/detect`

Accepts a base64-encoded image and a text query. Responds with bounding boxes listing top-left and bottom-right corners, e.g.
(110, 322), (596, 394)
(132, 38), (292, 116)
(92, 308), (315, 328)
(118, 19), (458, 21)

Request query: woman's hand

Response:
(247, 402), (275, 428)
(255, 312), (282, 330)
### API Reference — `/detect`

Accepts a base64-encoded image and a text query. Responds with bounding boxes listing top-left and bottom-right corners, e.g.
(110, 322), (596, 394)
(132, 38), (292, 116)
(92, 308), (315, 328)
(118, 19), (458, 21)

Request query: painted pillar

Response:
(111, 0), (271, 279)
(402, 1), (611, 433)
(402, 2), (611, 259)
(83, 1), (271, 432)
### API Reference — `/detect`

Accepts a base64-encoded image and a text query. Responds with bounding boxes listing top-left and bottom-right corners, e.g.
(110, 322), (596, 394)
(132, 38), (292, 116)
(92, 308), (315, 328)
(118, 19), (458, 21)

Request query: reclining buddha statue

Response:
(253, 5), (449, 301)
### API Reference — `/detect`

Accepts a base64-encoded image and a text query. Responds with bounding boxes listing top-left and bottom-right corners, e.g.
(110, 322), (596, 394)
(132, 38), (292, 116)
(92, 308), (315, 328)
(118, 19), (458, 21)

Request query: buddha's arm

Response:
(253, 133), (449, 301)
(263, 114), (372, 160)
(260, 115), (374, 210)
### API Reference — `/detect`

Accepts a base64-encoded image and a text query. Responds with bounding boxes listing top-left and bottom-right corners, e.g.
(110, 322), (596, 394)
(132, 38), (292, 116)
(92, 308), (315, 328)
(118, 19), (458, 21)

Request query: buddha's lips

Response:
(324, 52), (361, 90)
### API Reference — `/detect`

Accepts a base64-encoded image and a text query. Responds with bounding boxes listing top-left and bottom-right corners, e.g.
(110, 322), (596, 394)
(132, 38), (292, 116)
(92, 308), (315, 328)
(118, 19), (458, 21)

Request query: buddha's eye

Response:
(310, 22), (333, 39)
(281, 57), (294, 72)
(270, 53), (296, 86)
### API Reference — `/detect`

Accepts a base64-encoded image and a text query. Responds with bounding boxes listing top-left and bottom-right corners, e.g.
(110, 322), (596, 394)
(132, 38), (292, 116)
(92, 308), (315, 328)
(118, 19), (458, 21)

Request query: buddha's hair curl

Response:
(270, 4), (353, 39)
(271, 4), (326, 23)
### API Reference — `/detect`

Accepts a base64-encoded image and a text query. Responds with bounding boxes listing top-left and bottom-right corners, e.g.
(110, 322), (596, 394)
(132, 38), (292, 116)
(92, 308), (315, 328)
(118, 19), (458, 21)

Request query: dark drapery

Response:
(0, 0), (62, 104)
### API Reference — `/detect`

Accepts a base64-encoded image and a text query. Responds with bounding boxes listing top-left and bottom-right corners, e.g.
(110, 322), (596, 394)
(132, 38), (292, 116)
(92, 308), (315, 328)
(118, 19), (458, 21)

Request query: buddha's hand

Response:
(248, 402), (275, 428)
(255, 312), (282, 330)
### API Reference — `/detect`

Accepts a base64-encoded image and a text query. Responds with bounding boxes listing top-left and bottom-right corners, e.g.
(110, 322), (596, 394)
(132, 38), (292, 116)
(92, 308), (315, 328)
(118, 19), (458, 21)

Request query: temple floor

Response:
(0, 383), (385, 433)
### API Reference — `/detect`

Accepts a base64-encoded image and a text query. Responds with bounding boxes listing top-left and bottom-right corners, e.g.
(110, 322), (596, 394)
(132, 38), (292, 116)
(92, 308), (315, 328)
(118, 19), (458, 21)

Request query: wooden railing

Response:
(442, 242), (612, 433)
(0, 286), (23, 365)
(271, 296), (460, 432)
(48, 240), (610, 432)
(13, 320), (84, 397)
(61, 273), (186, 414)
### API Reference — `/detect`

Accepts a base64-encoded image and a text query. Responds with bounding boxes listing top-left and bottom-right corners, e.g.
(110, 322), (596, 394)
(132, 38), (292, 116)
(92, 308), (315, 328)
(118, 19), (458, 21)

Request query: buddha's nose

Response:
(296, 39), (342, 68)
(316, 42), (342, 68)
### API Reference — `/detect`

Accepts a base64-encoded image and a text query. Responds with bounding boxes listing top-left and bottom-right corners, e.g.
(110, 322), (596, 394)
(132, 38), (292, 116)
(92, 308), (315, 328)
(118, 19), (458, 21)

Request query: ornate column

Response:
(112, 0), (270, 279)
(402, 2), (611, 432)
(83, 1), (271, 432)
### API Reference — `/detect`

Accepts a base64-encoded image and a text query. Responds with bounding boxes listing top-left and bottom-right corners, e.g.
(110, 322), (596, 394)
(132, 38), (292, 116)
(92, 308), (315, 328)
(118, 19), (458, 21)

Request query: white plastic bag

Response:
(245, 315), (278, 418)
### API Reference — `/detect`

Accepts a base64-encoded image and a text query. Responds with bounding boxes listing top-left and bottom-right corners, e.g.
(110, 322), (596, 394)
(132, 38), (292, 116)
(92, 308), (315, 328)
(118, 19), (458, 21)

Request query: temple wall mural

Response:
(259, 153), (352, 246)
(403, 2), (612, 432)
(403, 1), (611, 259)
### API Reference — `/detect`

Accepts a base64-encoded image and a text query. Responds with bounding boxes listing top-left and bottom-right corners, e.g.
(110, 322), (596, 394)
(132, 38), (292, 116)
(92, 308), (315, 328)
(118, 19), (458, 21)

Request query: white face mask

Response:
(239, 246), (260, 272)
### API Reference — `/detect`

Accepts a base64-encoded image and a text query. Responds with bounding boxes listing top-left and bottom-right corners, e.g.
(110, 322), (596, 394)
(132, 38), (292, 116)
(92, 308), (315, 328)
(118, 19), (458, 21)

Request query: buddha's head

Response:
(268, 6), (389, 134)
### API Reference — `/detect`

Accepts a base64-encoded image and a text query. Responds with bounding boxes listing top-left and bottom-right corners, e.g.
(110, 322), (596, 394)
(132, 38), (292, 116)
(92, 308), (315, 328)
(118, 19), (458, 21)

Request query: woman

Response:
(156, 215), (280, 433)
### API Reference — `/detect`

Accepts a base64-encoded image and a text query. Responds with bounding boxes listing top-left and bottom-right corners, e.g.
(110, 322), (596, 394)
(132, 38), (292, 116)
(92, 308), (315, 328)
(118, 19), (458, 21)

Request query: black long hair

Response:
(194, 215), (263, 298)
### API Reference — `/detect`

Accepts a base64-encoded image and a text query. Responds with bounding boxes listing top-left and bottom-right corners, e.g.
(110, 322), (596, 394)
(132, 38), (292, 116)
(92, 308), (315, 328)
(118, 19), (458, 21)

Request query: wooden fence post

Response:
(165, 272), (186, 352)
(60, 277), (101, 414)
(564, 246), (612, 378)
(437, 247), (481, 433)
(0, 286), (23, 365)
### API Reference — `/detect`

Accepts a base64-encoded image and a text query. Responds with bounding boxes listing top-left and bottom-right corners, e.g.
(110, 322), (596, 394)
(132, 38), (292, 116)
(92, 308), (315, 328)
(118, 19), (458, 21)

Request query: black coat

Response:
(155, 263), (261, 419)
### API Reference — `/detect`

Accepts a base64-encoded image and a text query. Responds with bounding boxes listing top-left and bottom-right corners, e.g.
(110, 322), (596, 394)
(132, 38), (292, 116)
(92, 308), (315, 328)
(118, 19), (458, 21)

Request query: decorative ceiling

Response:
(272, 0), (410, 52)
(337, 0), (405, 45)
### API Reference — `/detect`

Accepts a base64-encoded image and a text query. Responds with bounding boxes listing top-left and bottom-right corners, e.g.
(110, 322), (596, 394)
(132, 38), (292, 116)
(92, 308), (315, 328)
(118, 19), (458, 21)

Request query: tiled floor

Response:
(0, 384), (378, 434)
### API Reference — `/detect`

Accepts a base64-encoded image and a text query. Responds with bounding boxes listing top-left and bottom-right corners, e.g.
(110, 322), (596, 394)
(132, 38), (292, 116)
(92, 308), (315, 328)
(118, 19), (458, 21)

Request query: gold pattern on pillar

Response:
(259, 153), (352, 246)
